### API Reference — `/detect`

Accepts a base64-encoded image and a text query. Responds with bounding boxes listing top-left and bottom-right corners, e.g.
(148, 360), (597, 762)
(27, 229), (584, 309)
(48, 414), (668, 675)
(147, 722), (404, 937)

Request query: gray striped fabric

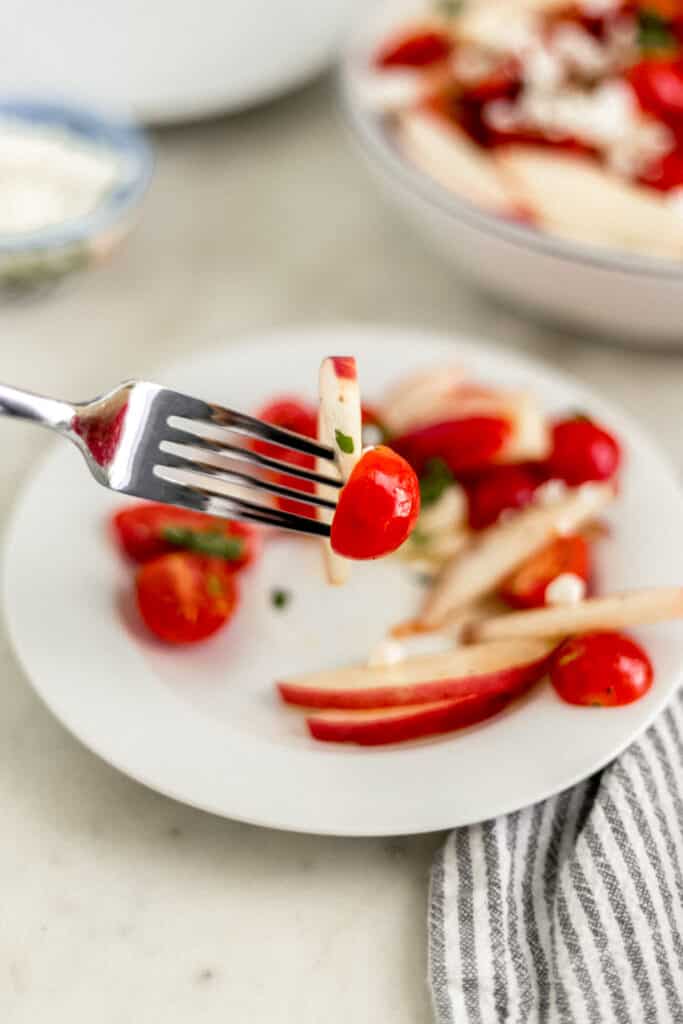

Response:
(429, 690), (683, 1024)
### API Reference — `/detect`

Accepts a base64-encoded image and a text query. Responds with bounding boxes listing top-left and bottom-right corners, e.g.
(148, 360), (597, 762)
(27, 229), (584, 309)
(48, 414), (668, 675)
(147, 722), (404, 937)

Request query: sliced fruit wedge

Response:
(379, 365), (465, 435)
(306, 690), (511, 746)
(419, 481), (615, 629)
(496, 148), (683, 260)
(470, 587), (683, 642)
(317, 357), (363, 585)
(397, 110), (517, 214)
(278, 636), (554, 709)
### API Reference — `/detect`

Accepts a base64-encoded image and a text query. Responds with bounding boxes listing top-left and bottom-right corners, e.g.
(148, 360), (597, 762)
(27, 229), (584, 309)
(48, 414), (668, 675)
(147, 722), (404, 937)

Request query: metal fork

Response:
(0, 380), (340, 536)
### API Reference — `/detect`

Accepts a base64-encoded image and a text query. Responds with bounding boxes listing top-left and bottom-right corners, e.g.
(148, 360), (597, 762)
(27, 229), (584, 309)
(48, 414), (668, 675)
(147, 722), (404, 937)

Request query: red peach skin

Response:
(278, 637), (553, 710)
(306, 691), (510, 746)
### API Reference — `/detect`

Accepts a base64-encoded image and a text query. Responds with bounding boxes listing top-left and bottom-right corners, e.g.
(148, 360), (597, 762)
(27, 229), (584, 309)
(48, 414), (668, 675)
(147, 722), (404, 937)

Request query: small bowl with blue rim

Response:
(0, 98), (153, 291)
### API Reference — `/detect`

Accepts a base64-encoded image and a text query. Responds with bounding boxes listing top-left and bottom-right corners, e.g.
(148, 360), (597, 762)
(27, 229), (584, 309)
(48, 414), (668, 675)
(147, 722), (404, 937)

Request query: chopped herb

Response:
(162, 526), (244, 561)
(410, 527), (430, 547)
(638, 9), (676, 53)
(416, 572), (434, 586)
(335, 429), (355, 454)
(271, 588), (291, 610)
(419, 457), (454, 507)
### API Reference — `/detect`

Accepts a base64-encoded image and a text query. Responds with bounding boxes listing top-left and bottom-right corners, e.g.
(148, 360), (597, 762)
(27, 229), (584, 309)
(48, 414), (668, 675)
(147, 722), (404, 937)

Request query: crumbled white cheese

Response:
(367, 639), (405, 668)
(486, 78), (673, 179)
(546, 572), (586, 605)
(534, 478), (568, 506)
(551, 23), (609, 78)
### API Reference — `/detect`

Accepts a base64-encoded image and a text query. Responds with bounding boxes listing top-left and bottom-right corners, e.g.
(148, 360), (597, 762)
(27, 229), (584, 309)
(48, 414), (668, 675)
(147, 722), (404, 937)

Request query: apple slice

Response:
(419, 481), (615, 629)
(470, 587), (683, 642)
(307, 691), (511, 746)
(317, 356), (363, 585)
(397, 110), (518, 214)
(278, 636), (553, 709)
(496, 148), (683, 260)
(379, 365), (465, 435)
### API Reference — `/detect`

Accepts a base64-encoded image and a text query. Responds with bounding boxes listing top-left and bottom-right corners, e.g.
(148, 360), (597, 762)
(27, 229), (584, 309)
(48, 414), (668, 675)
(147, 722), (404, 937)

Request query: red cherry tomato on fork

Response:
(546, 417), (621, 485)
(330, 446), (420, 559)
(375, 28), (453, 68)
(467, 465), (540, 530)
(550, 632), (653, 707)
(136, 552), (239, 645)
(112, 502), (260, 568)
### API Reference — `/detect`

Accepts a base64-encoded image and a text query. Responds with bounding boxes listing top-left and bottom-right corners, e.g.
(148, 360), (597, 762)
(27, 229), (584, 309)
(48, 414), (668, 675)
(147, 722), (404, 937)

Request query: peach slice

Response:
(397, 109), (517, 214)
(496, 148), (683, 260)
(278, 636), (554, 709)
(317, 356), (362, 585)
(306, 691), (511, 746)
(470, 587), (683, 642)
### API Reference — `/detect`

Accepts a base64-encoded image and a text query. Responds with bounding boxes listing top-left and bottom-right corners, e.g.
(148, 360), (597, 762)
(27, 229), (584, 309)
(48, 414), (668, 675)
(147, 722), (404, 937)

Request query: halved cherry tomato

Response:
(330, 445), (420, 559)
(467, 465), (540, 530)
(639, 147), (683, 190)
(254, 396), (319, 518)
(546, 417), (621, 485)
(550, 631), (653, 706)
(112, 502), (259, 569)
(375, 28), (452, 68)
(391, 416), (511, 477)
(628, 58), (683, 125)
(136, 552), (239, 644)
(500, 535), (590, 609)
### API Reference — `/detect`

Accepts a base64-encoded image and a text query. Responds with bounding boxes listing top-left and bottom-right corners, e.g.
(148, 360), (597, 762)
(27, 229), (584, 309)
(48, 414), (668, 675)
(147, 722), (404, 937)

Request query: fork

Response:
(0, 380), (340, 536)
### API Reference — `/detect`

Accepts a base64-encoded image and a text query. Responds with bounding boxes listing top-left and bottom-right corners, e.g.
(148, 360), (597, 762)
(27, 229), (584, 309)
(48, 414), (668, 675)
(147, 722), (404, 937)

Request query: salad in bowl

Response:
(361, 0), (683, 259)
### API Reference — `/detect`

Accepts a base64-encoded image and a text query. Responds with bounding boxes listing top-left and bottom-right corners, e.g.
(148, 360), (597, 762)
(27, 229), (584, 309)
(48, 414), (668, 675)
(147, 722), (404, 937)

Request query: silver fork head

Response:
(68, 381), (339, 537)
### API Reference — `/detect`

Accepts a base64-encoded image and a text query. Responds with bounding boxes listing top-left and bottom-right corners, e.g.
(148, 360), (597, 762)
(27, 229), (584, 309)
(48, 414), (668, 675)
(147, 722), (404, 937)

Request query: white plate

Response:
(5, 326), (683, 836)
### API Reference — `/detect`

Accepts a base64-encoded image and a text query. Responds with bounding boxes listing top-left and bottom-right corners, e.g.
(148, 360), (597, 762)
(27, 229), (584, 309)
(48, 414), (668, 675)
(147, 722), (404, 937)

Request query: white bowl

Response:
(340, 1), (683, 347)
(0, 0), (362, 123)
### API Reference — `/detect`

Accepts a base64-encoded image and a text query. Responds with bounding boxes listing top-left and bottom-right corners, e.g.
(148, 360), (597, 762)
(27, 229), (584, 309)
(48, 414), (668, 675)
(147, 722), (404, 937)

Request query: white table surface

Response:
(2, 75), (683, 1024)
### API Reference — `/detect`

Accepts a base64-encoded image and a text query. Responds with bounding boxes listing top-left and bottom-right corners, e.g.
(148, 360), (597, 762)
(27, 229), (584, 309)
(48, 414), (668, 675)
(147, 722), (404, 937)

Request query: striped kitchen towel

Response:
(428, 689), (683, 1024)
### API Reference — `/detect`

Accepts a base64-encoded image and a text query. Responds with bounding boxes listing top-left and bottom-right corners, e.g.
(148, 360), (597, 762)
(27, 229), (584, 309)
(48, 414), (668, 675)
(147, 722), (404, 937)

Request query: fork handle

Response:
(0, 383), (74, 432)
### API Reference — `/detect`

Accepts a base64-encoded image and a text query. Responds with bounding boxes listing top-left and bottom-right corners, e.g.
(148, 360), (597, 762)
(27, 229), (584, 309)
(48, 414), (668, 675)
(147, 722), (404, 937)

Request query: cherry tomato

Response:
(639, 147), (683, 190)
(467, 465), (540, 530)
(500, 535), (590, 609)
(391, 415), (511, 477)
(330, 445), (420, 559)
(546, 417), (621, 485)
(254, 396), (319, 518)
(550, 631), (653, 706)
(136, 552), (239, 644)
(375, 29), (452, 68)
(112, 502), (259, 569)
(628, 58), (683, 125)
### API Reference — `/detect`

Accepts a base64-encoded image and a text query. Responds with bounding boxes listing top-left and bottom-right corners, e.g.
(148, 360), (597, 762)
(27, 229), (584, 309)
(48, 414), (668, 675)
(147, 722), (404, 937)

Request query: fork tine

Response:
(155, 475), (331, 537)
(159, 436), (343, 489)
(158, 450), (337, 511)
(169, 411), (335, 462)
